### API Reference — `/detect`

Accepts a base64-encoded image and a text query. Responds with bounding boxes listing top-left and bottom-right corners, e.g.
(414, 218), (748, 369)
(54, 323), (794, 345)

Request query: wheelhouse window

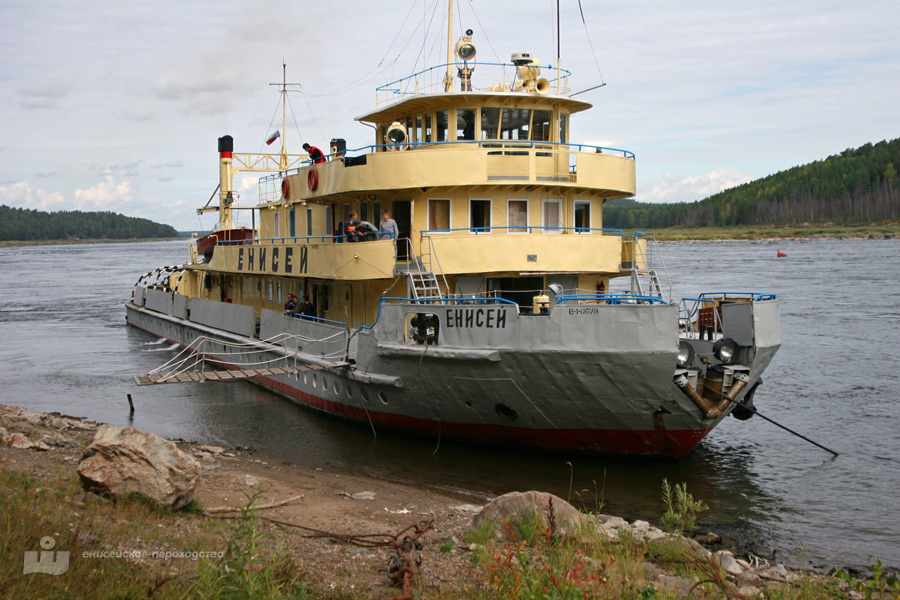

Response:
(559, 113), (568, 144)
(457, 108), (476, 141)
(501, 108), (530, 140)
(424, 113), (432, 143)
(542, 199), (562, 233)
(469, 199), (491, 233)
(435, 110), (449, 142)
(481, 107), (500, 139)
(575, 201), (591, 233)
(415, 115), (424, 145)
(532, 110), (552, 142)
(428, 199), (451, 232)
(508, 199), (528, 233)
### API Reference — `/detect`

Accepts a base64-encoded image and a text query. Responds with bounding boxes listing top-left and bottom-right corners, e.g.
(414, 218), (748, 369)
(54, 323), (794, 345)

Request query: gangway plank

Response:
(133, 363), (336, 386)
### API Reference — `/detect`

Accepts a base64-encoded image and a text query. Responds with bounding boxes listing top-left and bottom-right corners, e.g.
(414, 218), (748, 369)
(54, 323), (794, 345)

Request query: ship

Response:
(126, 4), (781, 457)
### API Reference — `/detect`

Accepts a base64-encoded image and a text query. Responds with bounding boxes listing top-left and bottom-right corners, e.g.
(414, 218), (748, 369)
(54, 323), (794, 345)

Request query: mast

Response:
(443, 0), (454, 92)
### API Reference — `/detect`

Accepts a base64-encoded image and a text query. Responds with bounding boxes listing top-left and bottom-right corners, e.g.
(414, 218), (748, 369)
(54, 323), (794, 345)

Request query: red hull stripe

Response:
(261, 376), (710, 458)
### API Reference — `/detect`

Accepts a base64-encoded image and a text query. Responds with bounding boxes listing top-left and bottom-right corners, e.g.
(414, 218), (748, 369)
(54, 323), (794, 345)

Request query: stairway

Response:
(407, 270), (443, 302)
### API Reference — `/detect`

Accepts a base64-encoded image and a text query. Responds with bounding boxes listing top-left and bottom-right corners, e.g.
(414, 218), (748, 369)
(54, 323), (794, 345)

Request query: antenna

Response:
(269, 62), (303, 171)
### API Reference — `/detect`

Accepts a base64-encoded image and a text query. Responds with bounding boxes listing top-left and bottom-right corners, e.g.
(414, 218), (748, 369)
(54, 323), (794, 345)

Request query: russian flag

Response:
(265, 130), (281, 145)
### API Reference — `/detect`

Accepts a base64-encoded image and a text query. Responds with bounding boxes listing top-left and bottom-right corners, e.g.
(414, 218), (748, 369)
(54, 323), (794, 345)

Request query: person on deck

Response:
(303, 143), (326, 164)
(379, 210), (399, 240)
(283, 293), (298, 313)
(345, 212), (359, 242)
(296, 295), (316, 319)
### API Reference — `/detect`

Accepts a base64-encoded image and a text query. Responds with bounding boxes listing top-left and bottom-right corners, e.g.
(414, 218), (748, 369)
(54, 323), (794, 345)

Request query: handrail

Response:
(256, 139), (635, 184)
(218, 233), (393, 246)
(556, 294), (669, 305)
(284, 313), (346, 327)
(420, 226), (623, 237)
(698, 292), (778, 301)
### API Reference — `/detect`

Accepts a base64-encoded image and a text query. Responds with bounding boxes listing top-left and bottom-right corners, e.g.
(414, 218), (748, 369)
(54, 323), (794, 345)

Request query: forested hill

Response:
(0, 205), (178, 242)
(604, 138), (900, 229)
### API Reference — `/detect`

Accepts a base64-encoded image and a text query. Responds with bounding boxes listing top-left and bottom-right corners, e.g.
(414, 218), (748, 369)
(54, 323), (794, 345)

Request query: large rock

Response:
(472, 491), (585, 538)
(77, 425), (199, 510)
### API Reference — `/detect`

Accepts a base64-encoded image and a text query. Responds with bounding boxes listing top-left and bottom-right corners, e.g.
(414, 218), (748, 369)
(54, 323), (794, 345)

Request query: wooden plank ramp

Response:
(133, 363), (332, 386)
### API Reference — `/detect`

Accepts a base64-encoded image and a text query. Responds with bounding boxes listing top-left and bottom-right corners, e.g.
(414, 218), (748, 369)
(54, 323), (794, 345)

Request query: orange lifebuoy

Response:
(281, 178), (290, 200)
(307, 164), (318, 191)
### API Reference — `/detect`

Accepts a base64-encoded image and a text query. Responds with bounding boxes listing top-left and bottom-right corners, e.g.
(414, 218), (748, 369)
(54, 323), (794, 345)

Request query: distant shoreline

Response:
(0, 237), (182, 248)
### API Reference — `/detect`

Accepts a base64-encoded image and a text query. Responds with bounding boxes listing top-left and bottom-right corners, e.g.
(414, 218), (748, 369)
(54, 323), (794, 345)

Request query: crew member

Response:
(303, 143), (326, 164)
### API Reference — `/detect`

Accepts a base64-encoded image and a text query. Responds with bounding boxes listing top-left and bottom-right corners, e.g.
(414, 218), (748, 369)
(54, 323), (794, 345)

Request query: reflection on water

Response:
(1, 239), (898, 569)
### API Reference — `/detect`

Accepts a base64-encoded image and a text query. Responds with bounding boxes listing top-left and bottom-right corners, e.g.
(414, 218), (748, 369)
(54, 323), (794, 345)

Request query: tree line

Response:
(0, 205), (178, 241)
(604, 138), (900, 229)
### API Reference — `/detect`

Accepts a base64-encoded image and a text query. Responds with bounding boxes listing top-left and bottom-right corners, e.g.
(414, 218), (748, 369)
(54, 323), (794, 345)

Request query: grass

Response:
(3, 464), (895, 600)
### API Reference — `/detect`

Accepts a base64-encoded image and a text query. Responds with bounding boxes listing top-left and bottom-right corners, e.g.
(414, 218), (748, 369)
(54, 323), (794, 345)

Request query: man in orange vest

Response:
(303, 143), (326, 164)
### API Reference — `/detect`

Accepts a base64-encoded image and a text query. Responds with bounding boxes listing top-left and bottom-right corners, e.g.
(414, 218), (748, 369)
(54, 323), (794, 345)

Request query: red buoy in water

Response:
(777, 251), (787, 257)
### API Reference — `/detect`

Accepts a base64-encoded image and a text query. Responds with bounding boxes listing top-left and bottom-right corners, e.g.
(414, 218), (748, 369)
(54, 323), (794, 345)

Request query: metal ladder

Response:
(407, 270), (443, 302)
(628, 235), (670, 301)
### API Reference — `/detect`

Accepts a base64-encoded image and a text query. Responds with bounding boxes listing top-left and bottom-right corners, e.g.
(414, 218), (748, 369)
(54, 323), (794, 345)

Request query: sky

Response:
(1, 0), (898, 231)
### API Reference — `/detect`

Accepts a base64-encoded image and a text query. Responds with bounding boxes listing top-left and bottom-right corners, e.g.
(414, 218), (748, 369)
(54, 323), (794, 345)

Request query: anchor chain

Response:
(388, 519), (432, 600)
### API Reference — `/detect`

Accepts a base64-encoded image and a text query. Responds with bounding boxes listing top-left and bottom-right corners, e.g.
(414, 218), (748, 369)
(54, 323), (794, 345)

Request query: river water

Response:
(1, 238), (898, 571)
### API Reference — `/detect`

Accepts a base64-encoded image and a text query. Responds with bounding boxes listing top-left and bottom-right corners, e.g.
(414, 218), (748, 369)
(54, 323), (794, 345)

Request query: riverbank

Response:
(630, 223), (900, 241)
(2, 403), (896, 599)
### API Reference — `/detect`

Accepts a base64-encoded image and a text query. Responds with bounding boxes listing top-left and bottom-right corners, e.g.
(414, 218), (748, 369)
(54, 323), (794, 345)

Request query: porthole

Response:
(495, 402), (518, 421)
(303, 373), (308, 385)
(312, 374), (318, 388)
(465, 400), (473, 408)
(321, 377), (328, 392)
(346, 386), (354, 399)
(360, 388), (370, 403)
(333, 381), (341, 395)
(378, 391), (388, 405)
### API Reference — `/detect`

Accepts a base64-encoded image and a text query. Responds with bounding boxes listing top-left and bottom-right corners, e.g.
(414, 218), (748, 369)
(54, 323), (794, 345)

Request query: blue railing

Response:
(420, 226), (623, 237)
(697, 292), (777, 302)
(556, 294), (669, 305)
(284, 313), (346, 327)
(218, 233), (393, 246)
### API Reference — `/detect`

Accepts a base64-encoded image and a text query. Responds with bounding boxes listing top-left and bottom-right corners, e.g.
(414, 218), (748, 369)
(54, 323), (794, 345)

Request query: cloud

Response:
(16, 71), (76, 109)
(73, 172), (136, 211)
(0, 181), (67, 211)
(640, 168), (752, 204)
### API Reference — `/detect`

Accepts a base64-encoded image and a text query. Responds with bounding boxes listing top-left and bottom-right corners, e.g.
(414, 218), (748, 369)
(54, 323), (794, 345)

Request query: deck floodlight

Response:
(385, 122), (408, 147)
(677, 341), (695, 368)
(455, 30), (476, 62)
(712, 338), (739, 365)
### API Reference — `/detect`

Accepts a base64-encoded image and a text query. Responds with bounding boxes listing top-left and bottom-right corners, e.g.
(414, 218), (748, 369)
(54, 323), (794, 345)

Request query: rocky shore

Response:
(1, 403), (890, 599)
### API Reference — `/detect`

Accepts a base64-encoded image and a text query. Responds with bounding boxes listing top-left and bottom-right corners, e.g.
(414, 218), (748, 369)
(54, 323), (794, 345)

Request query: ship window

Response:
(273, 211), (281, 239)
(435, 110), (449, 142)
(324, 205), (334, 241)
(289, 209), (296, 238)
(469, 199), (491, 233)
(342, 203), (351, 223)
(501, 108), (530, 140)
(559, 113), (568, 144)
(542, 199), (562, 233)
(373, 201), (381, 225)
(306, 207), (313, 238)
(424, 113), (432, 143)
(360, 201), (369, 223)
(508, 199), (528, 233)
(457, 108), (476, 141)
(575, 201), (591, 233)
(267, 280), (274, 302)
(481, 107), (500, 139)
(415, 115), (423, 145)
(428, 199), (451, 231)
(532, 110), (552, 142)
(277, 281), (282, 304)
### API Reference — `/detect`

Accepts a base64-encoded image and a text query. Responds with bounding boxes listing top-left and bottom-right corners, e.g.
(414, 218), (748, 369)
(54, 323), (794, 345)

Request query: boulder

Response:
(472, 491), (585, 538)
(77, 425), (199, 510)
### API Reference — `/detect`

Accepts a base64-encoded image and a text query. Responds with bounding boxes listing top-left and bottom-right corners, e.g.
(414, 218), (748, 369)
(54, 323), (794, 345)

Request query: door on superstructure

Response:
(393, 200), (411, 260)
